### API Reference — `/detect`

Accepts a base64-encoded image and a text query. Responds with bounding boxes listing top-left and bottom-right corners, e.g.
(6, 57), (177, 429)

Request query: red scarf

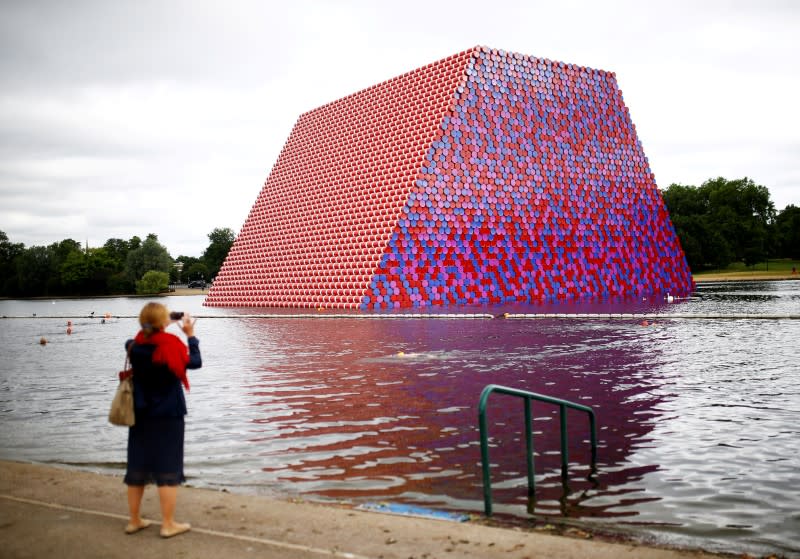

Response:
(134, 330), (190, 390)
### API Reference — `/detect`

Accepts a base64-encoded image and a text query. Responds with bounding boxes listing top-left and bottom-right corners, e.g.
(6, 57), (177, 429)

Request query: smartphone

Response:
(169, 311), (184, 321)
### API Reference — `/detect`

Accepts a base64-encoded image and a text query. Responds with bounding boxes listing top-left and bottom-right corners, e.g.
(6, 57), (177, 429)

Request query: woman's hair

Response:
(139, 302), (169, 338)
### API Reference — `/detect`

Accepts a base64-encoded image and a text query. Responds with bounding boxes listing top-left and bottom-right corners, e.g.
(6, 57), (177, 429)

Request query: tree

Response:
(103, 238), (131, 269)
(59, 247), (119, 295)
(662, 177), (776, 271)
(15, 245), (54, 296)
(186, 261), (209, 283)
(107, 271), (133, 294)
(0, 231), (25, 296)
(46, 239), (83, 293)
(202, 227), (235, 279)
(173, 255), (200, 283)
(702, 177), (775, 266)
(774, 204), (800, 259)
(136, 270), (170, 294)
(60, 250), (90, 293)
(125, 234), (173, 283)
(660, 183), (707, 217)
(87, 247), (119, 293)
(662, 185), (713, 270)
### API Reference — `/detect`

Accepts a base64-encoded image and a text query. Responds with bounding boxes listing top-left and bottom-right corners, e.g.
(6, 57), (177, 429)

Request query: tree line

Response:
(661, 177), (799, 271)
(2, 177), (798, 297)
(0, 227), (235, 297)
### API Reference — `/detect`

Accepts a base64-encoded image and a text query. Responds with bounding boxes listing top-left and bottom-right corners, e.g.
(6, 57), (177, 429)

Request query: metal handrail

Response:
(478, 384), (598, 516)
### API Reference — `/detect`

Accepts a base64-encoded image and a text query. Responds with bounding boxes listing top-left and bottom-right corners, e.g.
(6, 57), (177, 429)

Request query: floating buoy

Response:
(39, 337), (47, 345)
(66, 327), (72, 335)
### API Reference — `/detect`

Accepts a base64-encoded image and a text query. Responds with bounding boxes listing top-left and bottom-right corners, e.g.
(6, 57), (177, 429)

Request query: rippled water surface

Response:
(1, 281), (798, 557)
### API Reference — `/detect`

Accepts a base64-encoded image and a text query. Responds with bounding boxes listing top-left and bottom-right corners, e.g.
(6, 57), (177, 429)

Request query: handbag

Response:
(109, 344), (135, 426)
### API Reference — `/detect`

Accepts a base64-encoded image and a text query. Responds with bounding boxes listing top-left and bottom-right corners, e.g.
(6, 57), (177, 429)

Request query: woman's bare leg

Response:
(157, 485), (190, 537)
(125, 485), (151, 533)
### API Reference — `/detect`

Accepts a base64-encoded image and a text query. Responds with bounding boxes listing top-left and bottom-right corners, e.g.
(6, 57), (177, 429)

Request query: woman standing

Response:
(124, 302), (202, 538)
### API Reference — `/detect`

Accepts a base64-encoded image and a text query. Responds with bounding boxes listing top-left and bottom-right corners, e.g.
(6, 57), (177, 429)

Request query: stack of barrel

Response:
(204, 46), (692, 310)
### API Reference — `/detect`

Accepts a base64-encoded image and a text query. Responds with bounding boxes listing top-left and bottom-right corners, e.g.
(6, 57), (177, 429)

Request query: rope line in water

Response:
(2, 313), (798, 320)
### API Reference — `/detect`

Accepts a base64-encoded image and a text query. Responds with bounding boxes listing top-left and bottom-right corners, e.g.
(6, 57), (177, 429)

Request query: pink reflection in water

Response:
(238, 314), (668, 520)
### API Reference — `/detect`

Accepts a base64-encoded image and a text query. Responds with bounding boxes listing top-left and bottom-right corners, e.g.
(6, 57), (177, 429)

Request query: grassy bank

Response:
(170, 287), (208, 296)
(693, 259), (800, 282)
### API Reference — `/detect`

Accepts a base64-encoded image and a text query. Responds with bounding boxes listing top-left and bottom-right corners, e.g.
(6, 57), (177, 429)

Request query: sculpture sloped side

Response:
(206, 46), (692, 310)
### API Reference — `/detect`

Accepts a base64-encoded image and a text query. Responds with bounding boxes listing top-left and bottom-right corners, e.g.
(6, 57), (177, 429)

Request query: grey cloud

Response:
(0, 0), (798, 256)
(0, 0), (299, 91)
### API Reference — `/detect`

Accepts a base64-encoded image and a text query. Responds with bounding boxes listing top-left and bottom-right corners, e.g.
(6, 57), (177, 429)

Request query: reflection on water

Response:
(240, 318), (664, 516)
(0, 281), (798, 558)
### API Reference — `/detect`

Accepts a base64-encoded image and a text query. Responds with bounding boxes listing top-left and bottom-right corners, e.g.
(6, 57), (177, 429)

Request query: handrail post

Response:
(524, 397), (535, 512)
(588, 410), (597, 466)
(559, 404), (568, 477)
(478, 385), (494, 516)
(478, 384), (598, 518)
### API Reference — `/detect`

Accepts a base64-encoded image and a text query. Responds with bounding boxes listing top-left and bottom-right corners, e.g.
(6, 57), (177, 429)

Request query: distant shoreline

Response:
(3, 277), (798, 302)
(0, 288), (208, 301)
(693, 272), (799, 282)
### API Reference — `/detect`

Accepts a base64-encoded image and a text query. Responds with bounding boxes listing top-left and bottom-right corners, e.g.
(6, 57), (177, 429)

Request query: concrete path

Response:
(0, 460), (729, 559)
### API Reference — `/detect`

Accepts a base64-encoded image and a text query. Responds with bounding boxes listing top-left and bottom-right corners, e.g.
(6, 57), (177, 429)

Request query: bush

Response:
(136, 270), (170, 295)
(107, 272), (133, 294)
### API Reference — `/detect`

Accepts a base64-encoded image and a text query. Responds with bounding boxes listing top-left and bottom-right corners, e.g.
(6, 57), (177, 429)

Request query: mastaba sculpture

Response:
(205, 46), (693, 310)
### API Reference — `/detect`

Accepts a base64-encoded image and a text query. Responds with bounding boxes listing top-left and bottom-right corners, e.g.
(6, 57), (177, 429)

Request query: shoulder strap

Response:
(119, 343), (135, 381)
(125, 342), (135, 371)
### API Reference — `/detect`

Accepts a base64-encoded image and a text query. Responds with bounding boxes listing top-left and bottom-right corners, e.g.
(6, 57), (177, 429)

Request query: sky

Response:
(1, 0), (798, 257)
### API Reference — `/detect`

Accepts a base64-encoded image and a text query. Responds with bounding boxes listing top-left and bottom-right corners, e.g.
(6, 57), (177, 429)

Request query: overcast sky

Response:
(1, 0), (798, 257)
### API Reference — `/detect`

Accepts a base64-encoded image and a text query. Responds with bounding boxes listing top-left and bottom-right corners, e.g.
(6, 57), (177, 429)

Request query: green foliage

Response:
(174, 255), (200, 283)
(0, 227), (234, 297)
(125, 234), (173, 283)
(662, 177), (778, 271)
(0, 231), (25, 295)
(774, 205), (800, 259)
(202, 227), (235, 280)
(136, 270), (170, 295)
(186, 261), (209, 283)
(107, 271), (133, 294)
(58, 247), (121, 294)
(103, 238), (132, 268)
(14, 245), (54, 296)
(60, 250), (90, 292)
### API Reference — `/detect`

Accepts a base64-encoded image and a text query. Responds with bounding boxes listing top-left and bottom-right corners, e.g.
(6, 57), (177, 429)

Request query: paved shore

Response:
(0, 460), (735, 559)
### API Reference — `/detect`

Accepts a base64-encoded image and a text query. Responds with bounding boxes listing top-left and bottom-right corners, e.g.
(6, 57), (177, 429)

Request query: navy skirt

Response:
(124, 416), (185, 486)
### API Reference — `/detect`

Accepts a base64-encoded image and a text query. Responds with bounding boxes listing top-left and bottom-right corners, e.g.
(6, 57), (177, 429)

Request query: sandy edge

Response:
(0, 459), (739, 559)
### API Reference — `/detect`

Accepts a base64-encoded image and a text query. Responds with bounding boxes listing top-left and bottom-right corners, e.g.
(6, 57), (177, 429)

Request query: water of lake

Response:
(0, 280), (798, 557)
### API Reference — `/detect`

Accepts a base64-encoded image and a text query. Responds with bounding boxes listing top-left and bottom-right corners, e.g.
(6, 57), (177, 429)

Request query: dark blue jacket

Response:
(125, 336), (202, 418)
